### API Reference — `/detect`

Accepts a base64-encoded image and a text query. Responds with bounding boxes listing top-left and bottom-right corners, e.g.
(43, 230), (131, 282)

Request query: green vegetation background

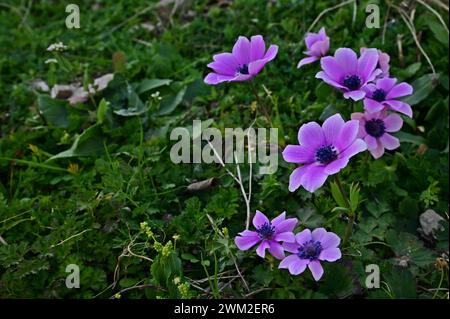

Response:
(0, 0), (448, 299)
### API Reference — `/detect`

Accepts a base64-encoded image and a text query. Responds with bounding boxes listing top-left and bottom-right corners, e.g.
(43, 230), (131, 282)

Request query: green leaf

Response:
(113, 85), (147, 116)
(48, 124), (105, 160)
(154, 87), (186, 116)
(349, 183), (360, 213)
(136, 79), (172, 94)
(37, 95), (70, 128)
(97, 98), (109, 124)
(402, 73), (440, 106)
(330, 181), (348, 209)
(394, 131), (426, 145)
(426, 18), (449, 46)
(397, 62), (421, 79)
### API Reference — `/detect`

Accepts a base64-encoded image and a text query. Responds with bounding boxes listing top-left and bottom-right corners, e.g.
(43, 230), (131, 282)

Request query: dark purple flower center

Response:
(343, 75), (361, 90)
(237, 64), (249, 75)
(365, 119), (385, 138)
(371, 89), (386, 102)
(315, 145), (338, 164)
(257, 222), (275, 240)
(298, 240), (322, 260)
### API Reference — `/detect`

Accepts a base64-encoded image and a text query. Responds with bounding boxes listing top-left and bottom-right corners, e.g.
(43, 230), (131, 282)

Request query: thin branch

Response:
(395, 5), (437, 76)
(50, 229), (92, 248)
(417, 0), (449, 34)
(0, 235), (7, 245)
(301, 0), (355, 47)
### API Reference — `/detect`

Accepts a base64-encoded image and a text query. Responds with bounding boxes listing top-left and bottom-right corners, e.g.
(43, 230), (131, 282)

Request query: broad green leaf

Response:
(394, 131), (426, 145)
(136, 79), (172, 94)
(154, 87), (186, 116)
(402, 73), (440, 106)
(48, 124), (105, 160)
(37, 95), (69, 128)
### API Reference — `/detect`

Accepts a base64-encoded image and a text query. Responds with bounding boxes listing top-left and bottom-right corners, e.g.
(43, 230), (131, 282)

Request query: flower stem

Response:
(334, 175), (354, 246)
(249, 81), (271, 121)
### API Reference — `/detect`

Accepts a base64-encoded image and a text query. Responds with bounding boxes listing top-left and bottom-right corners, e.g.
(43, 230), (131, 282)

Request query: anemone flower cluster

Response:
(204, 28), (416, 283)
(235, 211), (341, 281)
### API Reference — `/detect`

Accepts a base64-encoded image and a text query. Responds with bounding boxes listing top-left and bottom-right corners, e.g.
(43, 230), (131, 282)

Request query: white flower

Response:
(47, 42), (68, 52)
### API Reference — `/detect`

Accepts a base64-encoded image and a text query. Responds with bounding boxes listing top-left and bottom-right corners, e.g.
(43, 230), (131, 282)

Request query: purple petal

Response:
(279, 254), (299, 269)
(207, 61), (236, 76)
(322, 113), (345, 146)
(366, 68), (383, 83)
(336, 119), (359, 151)
(295, 229), (312, 245)
(308, 260), (324, 281)
(298, 122), (325, 148)
(275, 218), (298, 233)
(364, 98), (385, 113)
(268, 241), (285, 260)
(320, 56), (345, 83)
(300, 164), (329, 193)
(376, 77), (397, 92)
(320, 232), (341, 249)
(250, 35), (265, 61)
(213, 53), (239, 70)
(270, 212), (286, 227)
(204, 73), (235, 85)
(311, 228), (327, 241)
(234, 232), (260, 250)
(340, 138), (367, 158)
(297, 56), (320, 69)
(343, 90), (366, 101)
(274, 231), (296, 243)
(228, 73), (253, 82)
(282, 145), (315, 164)
(364, 135), (377, 150)
(386, 82), (413, 99)
(369, 140), (385, 159)
(384, 114), (403, 132)
(279, 255), (308, 275)
(256, 240), (270, 258)
(263, 44), (278, 61)
(324, 156), (350, 175)
(358, 48), (379, 82)
(282, 242), (299, 253)
(289, 258), (309, 275)
(319, 247), (342, 262)
(232, 36), (251, 65)
(305, 32), (322, 49)
(335, 48), (358, 75)
(380, 133), (400, 150)
(309, 38), (329, 57)
(248, 59), (268, 76)
(253, 210), (269, 229)
(288, 165), (308, 192)
(384, 100), (413, 118)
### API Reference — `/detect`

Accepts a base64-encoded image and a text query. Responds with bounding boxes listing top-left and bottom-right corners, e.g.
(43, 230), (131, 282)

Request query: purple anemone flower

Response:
(297, 27), (330, 69)
(204, 35), (278, 85)
(234, 211), (297, 260)
(279, 228), (341, 281)
(363, 77), (413, 118)
(361, 48), (390, 78)
(351, 110), (403, 159)
(316, 48), (382, 101)
(282, 114), (367, 193)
